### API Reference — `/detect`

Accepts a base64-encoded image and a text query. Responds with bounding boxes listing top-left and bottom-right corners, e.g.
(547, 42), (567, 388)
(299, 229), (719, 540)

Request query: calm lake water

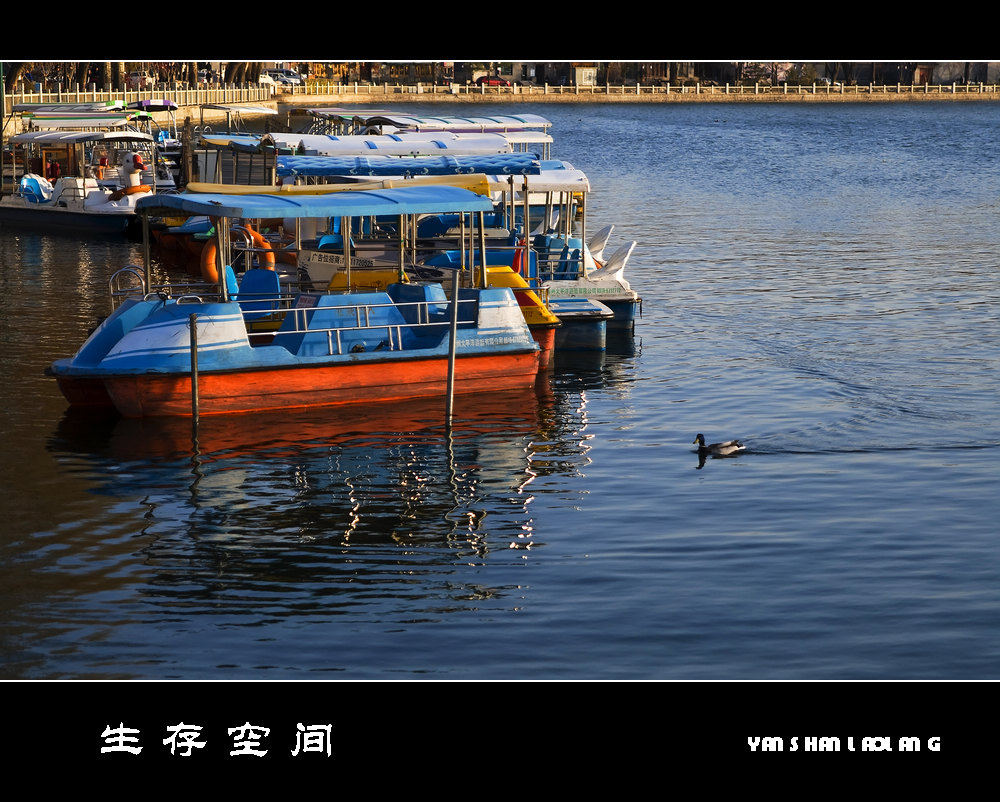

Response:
(2, 100), (999, 686)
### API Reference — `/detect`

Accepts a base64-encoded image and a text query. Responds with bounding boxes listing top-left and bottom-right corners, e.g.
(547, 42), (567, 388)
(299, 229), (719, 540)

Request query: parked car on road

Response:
(475, 76), (511, 86)
(258, 72), (277, 95)
(129, 71), (155, 90)
(265, 69), (304, 86)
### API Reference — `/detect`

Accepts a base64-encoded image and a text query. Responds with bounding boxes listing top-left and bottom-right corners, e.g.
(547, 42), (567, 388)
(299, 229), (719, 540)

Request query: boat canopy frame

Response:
(134, 183), (500, 299)
(361, 113), (553, 134)
(6, 129), (158, 187)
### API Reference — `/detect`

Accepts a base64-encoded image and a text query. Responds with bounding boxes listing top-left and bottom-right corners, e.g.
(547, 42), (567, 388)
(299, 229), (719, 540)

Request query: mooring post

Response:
(446, 269), (459, 424)
(189, 313), (200, 420)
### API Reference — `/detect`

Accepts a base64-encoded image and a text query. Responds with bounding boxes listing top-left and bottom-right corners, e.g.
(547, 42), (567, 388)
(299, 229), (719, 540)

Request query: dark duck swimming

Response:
(693, 434), (746, 456)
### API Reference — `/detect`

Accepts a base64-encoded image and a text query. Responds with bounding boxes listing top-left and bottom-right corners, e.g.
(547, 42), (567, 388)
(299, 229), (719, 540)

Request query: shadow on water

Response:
(550, 330), (640, 384)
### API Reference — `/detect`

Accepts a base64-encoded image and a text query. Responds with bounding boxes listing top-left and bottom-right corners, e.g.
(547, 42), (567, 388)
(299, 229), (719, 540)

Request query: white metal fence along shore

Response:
(4, 80), (998, 136)
(291, 80), (1000, 100)
(4, 79), (999, 111)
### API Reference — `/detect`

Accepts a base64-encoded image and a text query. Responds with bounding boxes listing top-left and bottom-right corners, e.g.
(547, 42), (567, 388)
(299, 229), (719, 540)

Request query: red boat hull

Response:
(531, 325), (556, 370)
(54, 375), (115, 408)
(101, 351), (540, 417)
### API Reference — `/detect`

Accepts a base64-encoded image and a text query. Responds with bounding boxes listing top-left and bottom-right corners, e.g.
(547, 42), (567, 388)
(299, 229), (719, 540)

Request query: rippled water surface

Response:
(2, 101), (999, 680)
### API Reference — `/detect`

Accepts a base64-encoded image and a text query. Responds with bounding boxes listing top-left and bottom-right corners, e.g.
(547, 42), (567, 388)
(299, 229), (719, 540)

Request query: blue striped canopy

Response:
(276, 153), (541, 179)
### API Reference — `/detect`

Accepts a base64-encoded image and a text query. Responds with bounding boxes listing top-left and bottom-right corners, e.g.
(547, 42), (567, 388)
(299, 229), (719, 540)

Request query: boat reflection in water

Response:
(50, 381), (551, 552)
(44, 332), (637, 627)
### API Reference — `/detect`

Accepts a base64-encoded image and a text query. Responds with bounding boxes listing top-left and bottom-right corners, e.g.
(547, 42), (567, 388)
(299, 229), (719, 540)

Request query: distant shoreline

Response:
(275, 87), (1000, 107)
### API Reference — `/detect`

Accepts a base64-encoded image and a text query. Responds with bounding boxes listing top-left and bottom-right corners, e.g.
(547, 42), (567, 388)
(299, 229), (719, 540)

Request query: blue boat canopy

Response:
(135, 184), (495, 220)
(276, 153), (541, 178)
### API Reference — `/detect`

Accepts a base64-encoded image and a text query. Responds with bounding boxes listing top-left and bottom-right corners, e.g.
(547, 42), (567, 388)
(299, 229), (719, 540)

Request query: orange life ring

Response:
(108, 184), (153, 202)
(246, 225), (275, 270)
(200, 239), (220, 284)
(275, 244), (298, 265)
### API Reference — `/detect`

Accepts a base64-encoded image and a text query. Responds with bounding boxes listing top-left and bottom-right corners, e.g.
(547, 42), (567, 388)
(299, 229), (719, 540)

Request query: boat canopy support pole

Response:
(478, 212), (488, 289)
(522, 179), (530, 263)
(409, 214), (417, 270)
(216, 216), (231, 301)
(142, 213), (152, 289)
(459, 214), (467, 280)
(464, 214), (472, 283)
(397, 214), (405, 284)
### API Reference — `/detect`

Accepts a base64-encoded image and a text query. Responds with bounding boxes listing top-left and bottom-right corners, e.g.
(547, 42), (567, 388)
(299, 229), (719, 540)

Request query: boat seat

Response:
(416, 214), (454, 238)
(317, 233), (355, 254)
(553, 246), (583, 281)
(388, 282), (452, 324)
(19, 174), (53, 203)
(417, 212), (504, 239)
(224, 265), (240, 299)
(278, 292), (410, 356)
(236, 268), (282, 321)
(533, 232), (567, 259)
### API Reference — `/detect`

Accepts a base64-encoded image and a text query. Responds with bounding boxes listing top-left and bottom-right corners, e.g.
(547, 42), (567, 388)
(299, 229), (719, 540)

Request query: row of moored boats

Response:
(0, 100), (641, 418)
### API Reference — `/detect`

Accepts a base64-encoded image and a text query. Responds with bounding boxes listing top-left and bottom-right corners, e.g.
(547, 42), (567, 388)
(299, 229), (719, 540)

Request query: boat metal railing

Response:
(229, 226), (266, 273)
(265, 295), (476, 356)
(535, 251), (585, 283)
(182, 286), (479, 418)
(510, 284), (550, 304)
(109, 266), (146, 307)
(119, 274), (477, 357)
